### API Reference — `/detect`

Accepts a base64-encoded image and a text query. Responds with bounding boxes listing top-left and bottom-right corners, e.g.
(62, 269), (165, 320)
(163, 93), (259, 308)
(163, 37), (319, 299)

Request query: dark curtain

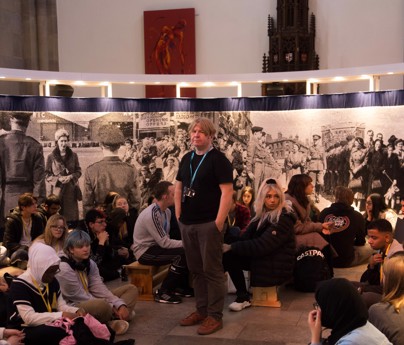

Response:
(0, 90), (402, 113)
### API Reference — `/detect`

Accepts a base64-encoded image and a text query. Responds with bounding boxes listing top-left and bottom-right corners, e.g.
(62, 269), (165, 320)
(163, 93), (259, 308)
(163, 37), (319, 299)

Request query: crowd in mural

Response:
(0, 112), (403, 344)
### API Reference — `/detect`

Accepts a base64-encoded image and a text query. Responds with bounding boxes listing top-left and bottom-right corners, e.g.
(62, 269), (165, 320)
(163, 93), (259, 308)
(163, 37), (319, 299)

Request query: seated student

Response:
(238, 185), (255, 219)
(111, 194), (138, 246)
(3, 193), (44, 258)
(102, 191), (119, 216)
(36, 194), (61, 224)
(308, 278), (392, 345)
(319, 186), (373, 267)
(0, 327), (24, 345)
(34, 214), (68, 256)
(8, 243), (85, 345)
(285, 174), (334, 274)
(284, 174), (333, 250)
(356, 219), (403, 307)
(0, 277), (8, 327)
(365, 193), (398, 231)
(132, 181), (192, 304)
(224, 191), (251, 243)
(399, 197), (404, 215)
(85, 209), (122, 281)
(56, 230), (137, 334)
(106, 208), (135, 267)
(222, 179), (296, 311)
(369, 251), (404, 344)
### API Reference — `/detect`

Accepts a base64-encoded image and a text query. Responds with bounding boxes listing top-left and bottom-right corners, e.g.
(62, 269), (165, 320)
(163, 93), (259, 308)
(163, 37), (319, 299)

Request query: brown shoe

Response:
(197, 316), (223, 335)
(180, 311), (206, 326)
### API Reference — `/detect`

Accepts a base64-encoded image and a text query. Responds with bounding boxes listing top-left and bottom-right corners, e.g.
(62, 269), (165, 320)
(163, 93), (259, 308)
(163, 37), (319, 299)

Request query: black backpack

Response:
(293, 246), (331, 292)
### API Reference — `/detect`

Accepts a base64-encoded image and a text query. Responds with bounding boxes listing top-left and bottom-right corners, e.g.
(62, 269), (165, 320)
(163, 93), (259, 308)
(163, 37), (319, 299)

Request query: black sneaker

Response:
(154, 289), (182, 304)
(174, 287), (194, 297)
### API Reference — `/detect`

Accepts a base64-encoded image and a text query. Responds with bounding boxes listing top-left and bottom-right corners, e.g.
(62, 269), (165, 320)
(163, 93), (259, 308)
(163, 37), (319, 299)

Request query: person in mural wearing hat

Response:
(163, 156), (178, 183)
(246, 126), (267, 193)
(45, 128), (82, 225)
(306, 134), (326, 203)
(121, 138), (137, 166)
(0, 112), (46, 230)
(83, 124), (139, 214)
(349, 137), (369, 210)
(366, 129), (375, 151)
(148, 161), (163, 192)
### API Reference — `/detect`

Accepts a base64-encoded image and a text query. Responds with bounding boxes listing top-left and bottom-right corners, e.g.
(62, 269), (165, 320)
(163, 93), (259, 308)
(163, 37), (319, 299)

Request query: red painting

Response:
(144, 8), (196, 98)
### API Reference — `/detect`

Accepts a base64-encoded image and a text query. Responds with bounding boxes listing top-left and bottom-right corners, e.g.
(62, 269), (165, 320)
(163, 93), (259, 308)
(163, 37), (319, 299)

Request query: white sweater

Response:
(132, 203), (182, 259)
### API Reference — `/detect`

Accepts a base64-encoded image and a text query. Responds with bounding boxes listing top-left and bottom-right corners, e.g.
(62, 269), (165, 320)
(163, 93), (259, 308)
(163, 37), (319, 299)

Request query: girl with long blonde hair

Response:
(34, 214), (68, 255)
(369, 252), (404, 344)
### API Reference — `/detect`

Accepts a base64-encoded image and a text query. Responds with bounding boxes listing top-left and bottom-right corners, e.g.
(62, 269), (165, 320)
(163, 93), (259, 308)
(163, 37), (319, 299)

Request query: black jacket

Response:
(231, 210), (296, 287)
(3, 209), (44, 255)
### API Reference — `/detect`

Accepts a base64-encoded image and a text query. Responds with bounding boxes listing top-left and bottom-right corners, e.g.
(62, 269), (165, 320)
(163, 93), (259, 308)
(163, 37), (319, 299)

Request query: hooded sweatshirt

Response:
(315, 278), (392, 345)
(319, 202), (366, 267)
(8, 243), (78, 328)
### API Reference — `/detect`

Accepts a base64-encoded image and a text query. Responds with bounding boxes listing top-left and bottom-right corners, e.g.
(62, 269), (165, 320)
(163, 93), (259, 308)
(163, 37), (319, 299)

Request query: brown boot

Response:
(197, 316), (223, 335)
(180, 311), (206, 326)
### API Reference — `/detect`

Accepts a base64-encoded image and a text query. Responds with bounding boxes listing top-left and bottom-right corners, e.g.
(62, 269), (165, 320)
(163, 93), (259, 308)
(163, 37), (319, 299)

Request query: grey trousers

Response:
(179, 220), (226, 320)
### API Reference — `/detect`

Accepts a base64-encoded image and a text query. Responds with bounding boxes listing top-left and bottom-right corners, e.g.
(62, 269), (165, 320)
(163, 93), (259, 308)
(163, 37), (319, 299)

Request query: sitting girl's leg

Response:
(223, 251), (251, 300)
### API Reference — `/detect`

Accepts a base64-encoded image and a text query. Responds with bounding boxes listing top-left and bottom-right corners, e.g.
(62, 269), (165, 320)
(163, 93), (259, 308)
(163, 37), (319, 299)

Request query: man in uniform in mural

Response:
(246, 126), (267, 193)
(0, 112), (46, 229)
(366, 129), (375, 151)
(306, 134), (326, 203)
(261, 134), (282, 181)
(83, 124), (139, 214)
(284, 142), (305, 185)
(395, 138), (404, 204)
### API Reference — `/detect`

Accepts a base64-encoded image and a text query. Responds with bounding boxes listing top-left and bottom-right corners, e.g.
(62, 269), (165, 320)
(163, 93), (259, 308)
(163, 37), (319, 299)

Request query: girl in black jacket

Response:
(222, 178), (296, 312)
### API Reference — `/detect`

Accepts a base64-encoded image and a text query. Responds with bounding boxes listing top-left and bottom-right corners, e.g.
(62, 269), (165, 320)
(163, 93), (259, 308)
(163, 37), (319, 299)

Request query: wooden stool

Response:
(124, 262), (169, 301)
(251, 286), (281, 308)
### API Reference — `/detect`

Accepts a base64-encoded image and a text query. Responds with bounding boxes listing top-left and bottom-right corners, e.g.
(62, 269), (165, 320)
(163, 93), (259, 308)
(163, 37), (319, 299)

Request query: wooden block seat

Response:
(124, 262), (169, 301)
(251, 286), (281, 308)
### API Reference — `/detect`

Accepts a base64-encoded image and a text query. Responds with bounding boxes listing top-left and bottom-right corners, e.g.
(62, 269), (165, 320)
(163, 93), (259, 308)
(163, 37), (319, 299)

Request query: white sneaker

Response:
(128, 310), (136, 321)
(228, 299), (251, 312)
(108, 320), (129, 335)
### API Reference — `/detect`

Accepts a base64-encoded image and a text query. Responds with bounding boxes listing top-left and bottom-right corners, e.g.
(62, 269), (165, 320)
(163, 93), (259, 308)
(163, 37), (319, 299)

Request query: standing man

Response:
(306, 134), (326, 203)
(246, 126), (267, 192)
(175, 117), (233, 335)
(83, 124), (139, 214)
(0, 112), (46, 229)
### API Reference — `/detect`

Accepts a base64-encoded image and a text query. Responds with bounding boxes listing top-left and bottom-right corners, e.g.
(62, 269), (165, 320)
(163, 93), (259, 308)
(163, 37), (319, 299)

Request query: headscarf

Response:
(315, 278), (368, 345)
(18, 242), (61, 286)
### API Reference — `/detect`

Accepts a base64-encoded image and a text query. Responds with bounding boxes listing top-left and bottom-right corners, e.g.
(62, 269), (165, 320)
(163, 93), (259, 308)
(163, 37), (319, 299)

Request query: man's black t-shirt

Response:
(176, 148), (233, 224)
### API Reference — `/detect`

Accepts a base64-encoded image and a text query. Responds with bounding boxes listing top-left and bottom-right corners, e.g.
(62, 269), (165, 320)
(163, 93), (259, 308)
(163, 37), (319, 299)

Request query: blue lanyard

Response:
(189, 148), (211, 188)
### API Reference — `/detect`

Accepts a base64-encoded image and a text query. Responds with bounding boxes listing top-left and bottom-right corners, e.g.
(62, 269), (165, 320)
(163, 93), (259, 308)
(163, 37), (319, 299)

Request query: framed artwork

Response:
(144, 8), (196, 98)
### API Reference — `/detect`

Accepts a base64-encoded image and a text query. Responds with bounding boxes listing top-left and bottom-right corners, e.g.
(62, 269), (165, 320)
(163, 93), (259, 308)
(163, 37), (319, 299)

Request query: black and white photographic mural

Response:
(0, 91), (403, 228)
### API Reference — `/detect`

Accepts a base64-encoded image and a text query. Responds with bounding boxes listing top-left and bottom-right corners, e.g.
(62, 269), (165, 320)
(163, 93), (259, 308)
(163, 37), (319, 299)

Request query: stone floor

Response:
(108, 264), (366, 345)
